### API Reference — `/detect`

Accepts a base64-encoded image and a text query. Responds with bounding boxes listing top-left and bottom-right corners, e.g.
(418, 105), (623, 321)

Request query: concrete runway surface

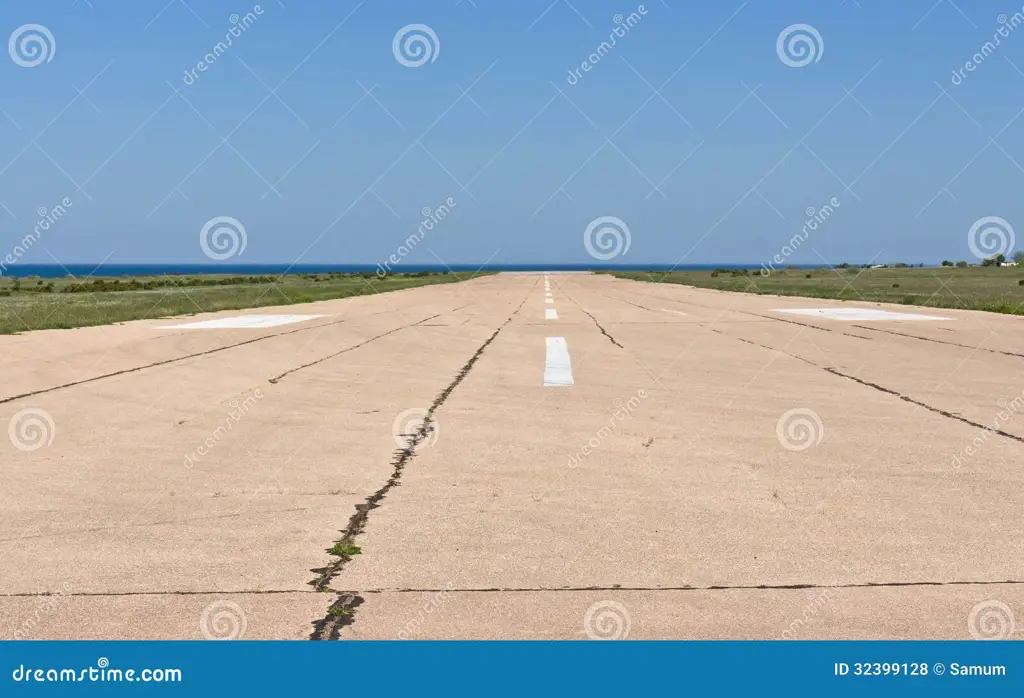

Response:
(1, 272), (1022, 640)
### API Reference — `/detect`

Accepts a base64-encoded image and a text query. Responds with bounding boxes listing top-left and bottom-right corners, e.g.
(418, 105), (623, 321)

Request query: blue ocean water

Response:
(2, 263), (825, 278)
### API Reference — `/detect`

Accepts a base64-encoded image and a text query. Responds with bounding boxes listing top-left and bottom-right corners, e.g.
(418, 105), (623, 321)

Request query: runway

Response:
(1, 272), (1022, 640)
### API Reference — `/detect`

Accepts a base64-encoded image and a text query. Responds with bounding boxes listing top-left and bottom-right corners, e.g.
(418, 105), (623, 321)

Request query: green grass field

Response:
(611, 266), (1024, 316)
(0, 271), (481, 334)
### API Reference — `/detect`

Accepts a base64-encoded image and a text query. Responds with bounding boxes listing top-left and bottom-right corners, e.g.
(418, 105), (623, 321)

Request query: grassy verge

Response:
(609, 266), (1024, 316)
(0, 271), (484, 334)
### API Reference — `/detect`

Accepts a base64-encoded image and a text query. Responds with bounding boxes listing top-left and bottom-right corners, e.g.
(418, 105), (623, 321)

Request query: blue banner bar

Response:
(1, 641), (1019, 696)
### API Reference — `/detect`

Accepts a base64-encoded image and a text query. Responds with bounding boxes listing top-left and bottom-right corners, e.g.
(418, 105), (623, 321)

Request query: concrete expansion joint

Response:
(307, 293), (530, 640)
(823, 367), (1024, 445)
(852, 324), (1024, 359)
(357, 579), (1024, 594)
(269, 305), (470, 384)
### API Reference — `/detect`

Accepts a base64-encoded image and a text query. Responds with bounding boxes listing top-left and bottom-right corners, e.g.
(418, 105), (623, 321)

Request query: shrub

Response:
(892, 283), (900, 288)
(956, 261), (968, 268)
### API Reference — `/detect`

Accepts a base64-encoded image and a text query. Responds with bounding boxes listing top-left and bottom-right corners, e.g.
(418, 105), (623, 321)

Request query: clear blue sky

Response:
(1, 0), (1022, 267)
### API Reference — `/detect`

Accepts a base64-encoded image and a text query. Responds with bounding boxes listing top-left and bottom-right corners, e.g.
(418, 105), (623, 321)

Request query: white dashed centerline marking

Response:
(545, 298), (554, 304)
(660, 309), (687, 316)
(544, 337), (574, 387)
(545, 308), (558, 320)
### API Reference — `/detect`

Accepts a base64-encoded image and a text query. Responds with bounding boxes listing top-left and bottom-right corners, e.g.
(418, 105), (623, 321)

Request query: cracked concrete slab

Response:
(2, 272), (1022, 639)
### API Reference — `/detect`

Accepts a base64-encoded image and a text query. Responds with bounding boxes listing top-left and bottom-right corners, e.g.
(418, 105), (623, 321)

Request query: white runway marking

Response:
(660, 309), (687, 316)
(544, 337), (574, 386)
(160, 314), (327, 329)
(545, 298), (554, 304)
(545, 308), (558, 320)
(774, 308), (951, 322)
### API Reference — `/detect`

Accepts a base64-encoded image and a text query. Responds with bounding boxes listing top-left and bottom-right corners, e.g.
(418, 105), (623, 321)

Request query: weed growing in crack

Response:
(329, 542), (362, 557)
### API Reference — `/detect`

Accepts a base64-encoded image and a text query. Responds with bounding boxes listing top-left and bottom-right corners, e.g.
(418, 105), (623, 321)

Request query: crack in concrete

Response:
(268, 306), (467, 384)
(0, 315), (352, 405)
(851, 324), (1024, 360)
(823, 367), (1024, 445)
(307, 291), (531, 640)
(706, 326), (1024, 446)
(563, 294), (623, 348)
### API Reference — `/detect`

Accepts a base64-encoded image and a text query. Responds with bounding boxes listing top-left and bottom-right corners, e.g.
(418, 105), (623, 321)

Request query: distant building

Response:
(1000, 261), (1018, 267)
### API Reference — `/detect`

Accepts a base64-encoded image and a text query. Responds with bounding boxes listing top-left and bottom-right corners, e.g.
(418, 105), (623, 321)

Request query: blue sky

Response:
(2, 0), (1024, 267)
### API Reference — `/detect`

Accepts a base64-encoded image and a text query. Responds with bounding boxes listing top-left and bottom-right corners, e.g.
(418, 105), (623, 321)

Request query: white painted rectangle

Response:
(544, 337), (574, 386)
(773, 308), (950, 322)
(161, 314), (327, 329)
(545, 308), (558, 320)
(545, 298), (554, 304)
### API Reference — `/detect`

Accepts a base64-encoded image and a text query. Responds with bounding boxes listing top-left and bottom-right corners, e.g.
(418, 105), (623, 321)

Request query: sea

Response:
(2, 263), (826, 278)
